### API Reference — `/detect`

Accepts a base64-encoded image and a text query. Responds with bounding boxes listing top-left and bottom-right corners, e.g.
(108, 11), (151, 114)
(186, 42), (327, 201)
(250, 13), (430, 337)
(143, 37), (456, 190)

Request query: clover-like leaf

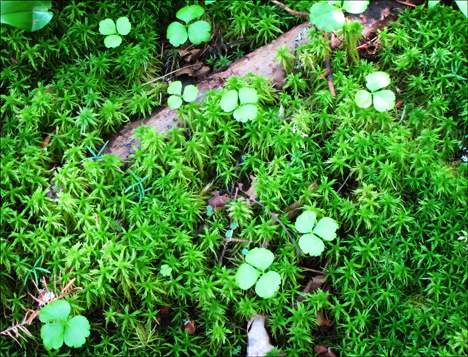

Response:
(230, 222), (238, 230)
(255, 271), (281, 298)
(64, 316), (90, 348)
(233, 104), (258, 122)
(99, 18), (116, 35)
(309, 2), (345, 32)
(342, 1), (369, 14)
(167, 22), (188, 47)
(188, 21), (211, 45)
(182, 85), (199, 102)
(365, 71), (391, 92)
(373, 90), (395, 112)
(168, 81), (183, 96)
(40, 300), (71, 323)
(168, 96), (183, 109)
(355, 90), (372, 108)
(245, 247), (274, 271)
(313, 217), (339, 241)
(295, 211), (317, 233)
(239, 88), (259, 105)
(220, 90), (238, 112)
(116, 17), (131, 36)
(41, 322), (65, 350)
(235, 263), (260, 290)
(176, 5), (205, 23)
(1, 0), (53, 32)
(160, 264), (172, 276)
(104, 35), (122, 48)
(299, 233), (325, 256)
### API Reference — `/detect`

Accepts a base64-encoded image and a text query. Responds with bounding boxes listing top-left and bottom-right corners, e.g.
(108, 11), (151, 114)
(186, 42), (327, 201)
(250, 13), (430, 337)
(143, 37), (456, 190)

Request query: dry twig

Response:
(269, 0), (310, 18)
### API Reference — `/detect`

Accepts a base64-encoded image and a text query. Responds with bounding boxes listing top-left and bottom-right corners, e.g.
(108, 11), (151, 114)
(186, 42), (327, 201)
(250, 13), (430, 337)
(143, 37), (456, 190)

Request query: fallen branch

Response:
(269, 0), (310, 18)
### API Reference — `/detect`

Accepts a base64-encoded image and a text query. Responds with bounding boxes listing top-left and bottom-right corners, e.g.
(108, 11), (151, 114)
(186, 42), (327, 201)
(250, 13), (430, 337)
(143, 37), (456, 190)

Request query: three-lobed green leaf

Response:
(1, 0), (53, 32)
(39, 300), (90, 350)
(220, 87), (259, 122)
(235, 248), (281, 298)
(167, 5), (211, 47)
(99, 17), (131, 48)
(356, 72), (395, 112)
(295, 211), (339, 256)
(167, 81), (199, 109)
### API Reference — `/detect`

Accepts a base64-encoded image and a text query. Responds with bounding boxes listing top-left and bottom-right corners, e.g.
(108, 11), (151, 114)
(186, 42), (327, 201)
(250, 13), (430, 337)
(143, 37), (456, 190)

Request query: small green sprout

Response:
(167, 81), (199, 109)
(160, 264), (172, 277)
(355, 71), (396, 112)
(235, 247), (281, 298)
(206, 205), (213, 217)
(125, 170), (152, 204)
(166, 5), (211, 47)
(310, 1), (369, 32)
(295, 211), (339, 256)
(220, 87), (259, 122)
(40, 300), (90, 350)
(81, 141), (109, 162)
(99, 17), (131, 48)
(20, 255), (50, 286)
(225, 222), (238, 238)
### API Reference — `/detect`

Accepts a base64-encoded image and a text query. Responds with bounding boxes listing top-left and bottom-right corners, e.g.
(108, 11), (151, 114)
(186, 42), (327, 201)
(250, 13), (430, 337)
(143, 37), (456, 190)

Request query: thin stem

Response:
(248, 197), (303, 256)
(269, 0), (310, 18)
(141, 65), (194, 86)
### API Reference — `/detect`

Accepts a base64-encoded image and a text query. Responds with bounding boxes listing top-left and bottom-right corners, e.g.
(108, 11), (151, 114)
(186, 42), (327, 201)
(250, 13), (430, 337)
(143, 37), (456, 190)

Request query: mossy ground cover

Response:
(1, 1), (467, 356)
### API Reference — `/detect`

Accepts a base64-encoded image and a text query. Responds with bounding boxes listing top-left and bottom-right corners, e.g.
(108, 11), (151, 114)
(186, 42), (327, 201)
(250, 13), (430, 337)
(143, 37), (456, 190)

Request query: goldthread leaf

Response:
(373, 90), (395, 112)
(40, 300), (71, 323)
(160, 264), (172, 276)
(355, 90), (372, 108)
(295, 211), (316, 233)
(313, 217), (339, 241)
(176, 5), (205, 23)
(168, 81), (183, 95)
(116, 17), (131, 36)
(220, 90), (238, 112)
(235, 263), (260, 290)
(365, 71), (391, 92)
(342, 1), (369, 14)
(104, 35), (122, 48)
(99, 18), (116, 35)
(63, 316), (91, 348)
(255, 271), (281, 298)
(233, 104), (258, 122)
(245, 247), (274, 271)
(309, 2), (345, 32)
(167, 22), (188, 47)
(41, 322), (65, 350)
(455, 0), (468, 19)
(238, 88), (258, 105)
(299, 233), (325, 256)
(182, 85), (199, 102)
(1, 0), (53, 32)
(188, 21), (211, 45)
(167, 96), (183, 109)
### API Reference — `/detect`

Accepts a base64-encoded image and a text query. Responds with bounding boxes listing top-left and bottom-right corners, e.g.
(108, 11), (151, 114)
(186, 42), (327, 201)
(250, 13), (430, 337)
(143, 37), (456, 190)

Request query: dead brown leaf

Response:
(207, 191), (230, 211)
